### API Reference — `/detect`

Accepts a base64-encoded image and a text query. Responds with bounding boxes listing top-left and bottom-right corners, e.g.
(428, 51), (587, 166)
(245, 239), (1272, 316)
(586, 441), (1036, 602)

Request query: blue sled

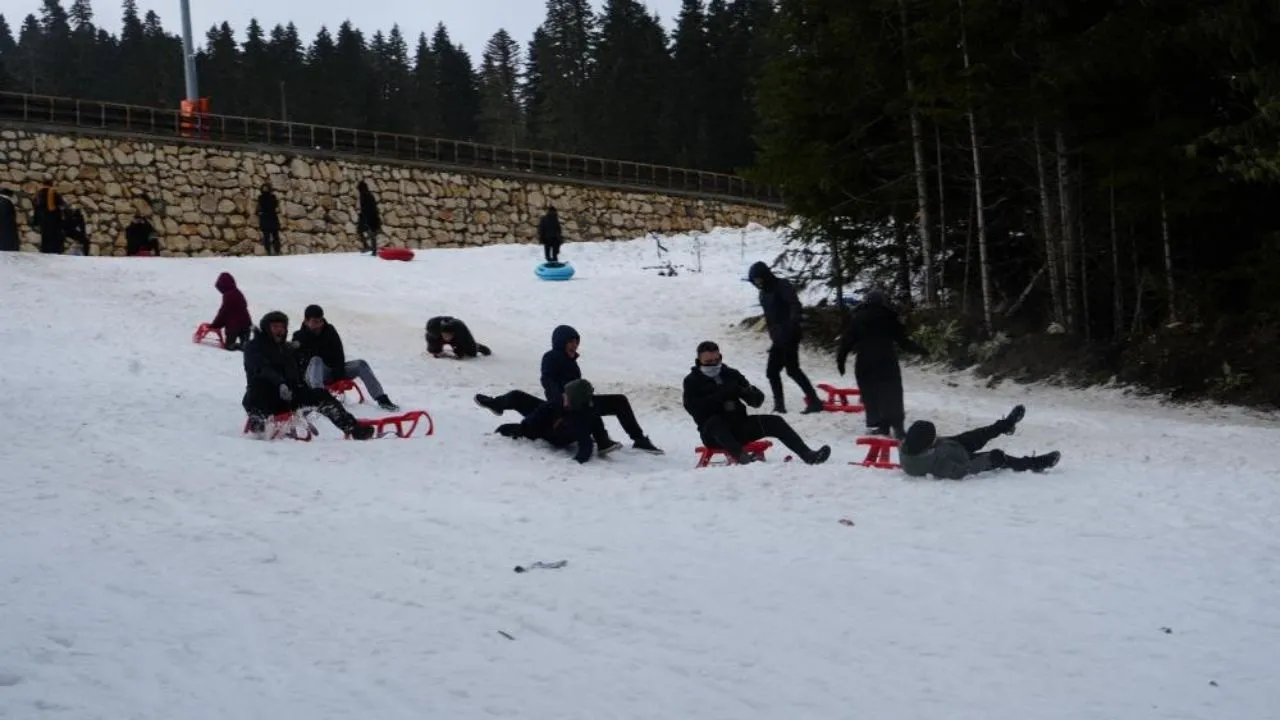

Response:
(536, 261), (575, 281)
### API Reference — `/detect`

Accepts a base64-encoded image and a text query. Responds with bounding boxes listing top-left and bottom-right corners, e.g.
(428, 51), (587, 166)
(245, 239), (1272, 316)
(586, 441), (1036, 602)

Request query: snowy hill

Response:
(0, 228), (1277, 720)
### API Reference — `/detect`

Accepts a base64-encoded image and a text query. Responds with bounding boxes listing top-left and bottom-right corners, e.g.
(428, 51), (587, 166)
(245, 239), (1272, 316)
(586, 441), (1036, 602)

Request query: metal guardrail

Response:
(0, 91), (783, 207)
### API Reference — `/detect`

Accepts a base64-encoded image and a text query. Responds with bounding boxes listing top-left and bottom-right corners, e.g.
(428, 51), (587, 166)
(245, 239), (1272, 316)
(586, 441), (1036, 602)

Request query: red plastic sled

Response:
(327, 377), (366, 404)
(377, 247), (415, 261)
(816, 383), (865, 413)
(854, 436), (900, 469)
(694, 439), (774, 468)
(192, 323), (225, 348)
(347, 410), (435, 439)
(243, 411), (317, 441)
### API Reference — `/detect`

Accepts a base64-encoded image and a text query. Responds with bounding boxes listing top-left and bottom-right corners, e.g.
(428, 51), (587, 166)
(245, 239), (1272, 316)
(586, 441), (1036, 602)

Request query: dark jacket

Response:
(0, 194), (18, 251)
(425, 316), (480, 357)
(517, 400), (596, 463)
(836, 297), (926, 383)
(64, 208), (88, 255)
(747, 262), (803, 346)
(244, 317), (304, 390)
(900, 439), (993, 480)
(358, 189), (381, 232)
(33, 187), (66, 253)
(292, 322), (346, 372)
(257, 190), (280, 232)
(682, 363), (766, 430)
(538, 210), (562, 246)
(210, 272), (251, 338)
(540, 324), (582, 401)
(125, 218), (159, 256)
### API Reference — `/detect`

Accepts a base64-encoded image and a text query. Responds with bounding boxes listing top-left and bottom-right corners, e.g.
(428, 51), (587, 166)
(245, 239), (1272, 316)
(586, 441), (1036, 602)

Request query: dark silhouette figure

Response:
(256, 185), (281, 255)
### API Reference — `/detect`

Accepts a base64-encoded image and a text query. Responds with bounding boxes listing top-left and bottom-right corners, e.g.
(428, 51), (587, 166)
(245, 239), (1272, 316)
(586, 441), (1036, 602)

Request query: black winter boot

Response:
(376, 395), (400, 412)
(1005, 450), (1059, 472)
(477, 344), (492, 356)
(474, 394), (501, 415)
(772, 399), (787, 414)
(801, 396), (824, 414)
(804, 445), (832, 465)
(997, 404), (1026, 435)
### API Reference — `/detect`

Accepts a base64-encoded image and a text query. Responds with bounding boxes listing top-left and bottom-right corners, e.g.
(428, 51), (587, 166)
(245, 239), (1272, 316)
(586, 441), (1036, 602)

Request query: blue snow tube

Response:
(535, 261), (575, 281)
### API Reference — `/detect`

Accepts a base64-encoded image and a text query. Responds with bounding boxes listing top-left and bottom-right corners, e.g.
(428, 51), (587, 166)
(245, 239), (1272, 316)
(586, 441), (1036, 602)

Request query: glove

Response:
(278, 384), (292, 402)
(741, 384), (766, 409)
(496, 423), (523, 439)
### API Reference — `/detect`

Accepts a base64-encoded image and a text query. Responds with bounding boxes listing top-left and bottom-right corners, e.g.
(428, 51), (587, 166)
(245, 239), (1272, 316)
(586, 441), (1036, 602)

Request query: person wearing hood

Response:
(425, 316), (492, 358)
(357, 181), (381, 255)
(242, 310), (374, 440)
(682, 340), (831, 465)
(293, 304), (400, 412)
(899, 405), (1060, 479)
(538, 206), (563, 263)
(494, 379), (607, 464)
(0, 188), (19, 252)
(747, 261), (823, 414)
(836, 288), (928, 438)
(474, 324), (663, 454)
(124, 214), (159, 256)
(209, 272), (252, 351)
(256, 184), (281, 256)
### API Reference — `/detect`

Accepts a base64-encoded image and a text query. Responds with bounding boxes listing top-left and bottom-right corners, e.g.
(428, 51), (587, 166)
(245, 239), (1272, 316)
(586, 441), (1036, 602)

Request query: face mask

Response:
(700, 363), (722, 378)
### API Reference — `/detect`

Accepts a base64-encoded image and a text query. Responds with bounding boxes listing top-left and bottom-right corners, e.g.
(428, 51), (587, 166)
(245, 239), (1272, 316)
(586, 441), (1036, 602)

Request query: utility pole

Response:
(280, 80), (287, 121)
(178, 0), (199, 101)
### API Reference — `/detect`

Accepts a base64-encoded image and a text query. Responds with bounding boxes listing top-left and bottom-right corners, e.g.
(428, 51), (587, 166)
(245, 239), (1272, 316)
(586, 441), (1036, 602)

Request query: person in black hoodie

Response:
(242, 310), (374, 440)
(31, 181), (66, 254)
(494, 378), (606, 464)
(256, 184), (281, 256)
(63, 207), (89, 255)
(425, 316), (492, 358)
(537, 206), (563, 263)
(0, 188), (19, 251)
(836, 289), (929, 438)
(293, 304), (400, 412)
(357, 181), (381, 255)
(747, 261), (823, 414)
(125, 214), (159, 256)
(683, 341), (831, 465)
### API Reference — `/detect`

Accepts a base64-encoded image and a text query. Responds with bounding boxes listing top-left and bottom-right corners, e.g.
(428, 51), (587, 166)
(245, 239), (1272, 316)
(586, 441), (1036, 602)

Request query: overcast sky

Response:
(105, 1), (685, 60)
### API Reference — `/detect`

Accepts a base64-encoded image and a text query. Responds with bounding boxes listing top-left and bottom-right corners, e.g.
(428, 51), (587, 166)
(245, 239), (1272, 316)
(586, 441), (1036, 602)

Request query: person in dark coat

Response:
(900, 405), (1060, 479)
(0, 188), (19, 251)
(31, 181), (66, 254)
(256, 184), (281, 256)
(63, 207), (89, 255)
(747, 261), (822, 414)
(474, 324), (663, 454)
(836, 289), (929, 438)
(209, 272), (253, 351)
(357, 181), (380, 255)
(425, 316), (492, 358)
(537, 206), (563, 263)
(242, 310), (374, 440)
(494, 379), (607, 464)
(682, 340), (831, 465)
(293, 304), (400, 412)
(124, 214), (159, 256)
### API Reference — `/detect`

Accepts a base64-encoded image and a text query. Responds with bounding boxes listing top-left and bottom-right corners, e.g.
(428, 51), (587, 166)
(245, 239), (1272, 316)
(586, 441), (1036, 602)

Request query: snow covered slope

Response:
(0, 227), (1277, 720)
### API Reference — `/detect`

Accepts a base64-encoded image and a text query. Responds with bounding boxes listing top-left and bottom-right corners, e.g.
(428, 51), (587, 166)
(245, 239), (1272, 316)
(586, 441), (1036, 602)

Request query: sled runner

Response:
(854, 436), (900, 469)
(192, 323), (225, 349)
(694, 439), (774, 468)
(326, 377), (366, 404)
(816, 383), (865, 413)
(242, 411), (317, 441)
(346, 410), (435, 439)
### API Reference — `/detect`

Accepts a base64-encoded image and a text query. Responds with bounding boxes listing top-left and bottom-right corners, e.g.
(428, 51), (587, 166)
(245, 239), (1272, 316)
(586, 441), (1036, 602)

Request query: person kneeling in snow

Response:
(209, 272), (252, 351)
(899, 405), (1060, 479)
(293, 304), (400, 412)
(682, 341), (831, 465)
(425, 316), (491, 358)
(494, 379), (606, 464)
(242, 311), (374, 440)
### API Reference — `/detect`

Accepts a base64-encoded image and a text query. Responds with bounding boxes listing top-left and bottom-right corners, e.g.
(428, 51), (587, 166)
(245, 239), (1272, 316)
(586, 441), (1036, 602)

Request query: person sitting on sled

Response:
(899, 405), (1061, 479)
(293, 304), (400, 412)
(425, 316), (492, 358)
(242, 310), (374, 440)
(494, 379), (607, 464)
(208, 272), (252, 351)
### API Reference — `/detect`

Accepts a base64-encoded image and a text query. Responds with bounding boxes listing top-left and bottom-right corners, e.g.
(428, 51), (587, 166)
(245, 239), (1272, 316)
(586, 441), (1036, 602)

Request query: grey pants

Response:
(305, 357), (386, 399)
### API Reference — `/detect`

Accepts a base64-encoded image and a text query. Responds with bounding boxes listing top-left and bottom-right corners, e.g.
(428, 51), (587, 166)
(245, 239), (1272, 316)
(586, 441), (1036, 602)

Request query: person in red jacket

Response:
(210, 272), (252, 351)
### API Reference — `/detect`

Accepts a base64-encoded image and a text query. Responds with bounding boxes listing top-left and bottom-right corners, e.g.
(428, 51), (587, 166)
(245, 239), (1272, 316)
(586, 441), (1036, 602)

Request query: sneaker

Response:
(597, 440), (624, 456)
(801, 397), (824, 414)
(631, 436), (665, 455)
(734, 451), (760, 465)
(376, 395), (401, 412)
(246, 416), (266, 436)
(1000, 404), (1026, 434)
(349, 424), (375, 440)
(474, 394), (501, 415)
(477, 344), (493, 356)
(805, 445), (832, 465)
(866, 426), (892, 437)
(1028, 450), (1060, 473)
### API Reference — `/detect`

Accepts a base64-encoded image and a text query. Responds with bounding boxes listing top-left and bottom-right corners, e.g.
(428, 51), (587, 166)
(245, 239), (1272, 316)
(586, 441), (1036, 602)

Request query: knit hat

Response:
(696, 340), (720, 354)
(563, 379), (594, 410)
(304, 304), (324, 320)
(902, 420), (937, 455)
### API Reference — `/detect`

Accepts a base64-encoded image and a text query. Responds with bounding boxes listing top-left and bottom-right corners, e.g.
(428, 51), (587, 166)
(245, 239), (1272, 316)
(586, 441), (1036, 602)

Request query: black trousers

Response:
(947, 420), (1010, 471)
(543, 242), (561, 262)
(491, 389), (608, 443)
(699, 413), (814, 459)
(261, 229), (281, 255)
(243, 382), (357, 431)
(224, 326), (251, 352)
(766, 341), (818, 405)
(491, 390), (640, 443)
(359, 227), (379, 254)
(859, 378), (906, 436)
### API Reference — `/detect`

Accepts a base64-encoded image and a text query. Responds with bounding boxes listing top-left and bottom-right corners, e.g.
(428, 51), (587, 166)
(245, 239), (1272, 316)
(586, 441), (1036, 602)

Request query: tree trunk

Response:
(899, 0), (933, 305)
(935, 123), (947, 303)
(963, 194), (974, 314)
(1055, 129), (1077, 332)
(959, 0), (993, 335)
(1080, 201), (1091, 341)
(1159, 181), (1177, 324)
(1034, 120), (1064, 326)
(1109, 181), (1124, 339)
(893, 209), (913, 306)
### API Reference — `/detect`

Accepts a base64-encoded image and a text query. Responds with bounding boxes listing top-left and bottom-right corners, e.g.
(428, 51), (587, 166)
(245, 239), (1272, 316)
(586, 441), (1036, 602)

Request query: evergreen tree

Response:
(669, 0), (709, 167)
(531, 0), (596, 153)
(66, 0), (98, 97)
(267, 23), (304, 121)
(478, 29), (523, 147)
(239, 19), (271, 118)
(332, 21), (370, 128)
(0, 15), (17, 90)
(431, 23), (480, 140)
(380, 25), (413, 133)
(16, 14), (41, 93)
(590, 0), (671, 162)
(198, 22), (240, 113)
(114, 0), (147, 103)
(409, 31), (442, 137)
(303, 26), (339, 126)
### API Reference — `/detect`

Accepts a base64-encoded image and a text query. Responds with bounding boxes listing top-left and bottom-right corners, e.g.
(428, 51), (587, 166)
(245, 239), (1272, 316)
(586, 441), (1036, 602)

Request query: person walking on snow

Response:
(682, 341), (831, 465)
(836, 289), (928, 438)
(31, 181), (66, 254)
(747, 261), (823, 414)
(293, 304), (400, 412)
(357, 181), (381, 256)
(899, 405), (1060, 479)
(256, 184), (281, 256)
(538, 206), (563, 263)
(208, 272), (252, 351)
(0, 188), (19, 251)
(63, 207), (89, 256)
(242, 311), (374, 440)
(425, 316), (492, 358)
(494, 379), (608, 464)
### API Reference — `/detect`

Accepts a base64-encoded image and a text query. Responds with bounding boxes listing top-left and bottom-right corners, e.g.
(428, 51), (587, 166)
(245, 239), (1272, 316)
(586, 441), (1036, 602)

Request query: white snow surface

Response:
(1, 227), (1278, 720)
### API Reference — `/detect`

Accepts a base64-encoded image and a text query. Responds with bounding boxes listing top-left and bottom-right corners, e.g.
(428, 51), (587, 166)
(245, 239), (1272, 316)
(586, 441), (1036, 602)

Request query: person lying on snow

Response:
(425, 316), (492, 358)
(474, 324), (663, 454)
(747, 261), (824, 414)
(682, 340), (831, 465)
(242, 311), (374, 440)
(899, 405), (1060, 479)
(836, 288), (928, 439)
(209, 272), (252, 351)
(292, 304), (400, 412)
(493, 379), (607, 464)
